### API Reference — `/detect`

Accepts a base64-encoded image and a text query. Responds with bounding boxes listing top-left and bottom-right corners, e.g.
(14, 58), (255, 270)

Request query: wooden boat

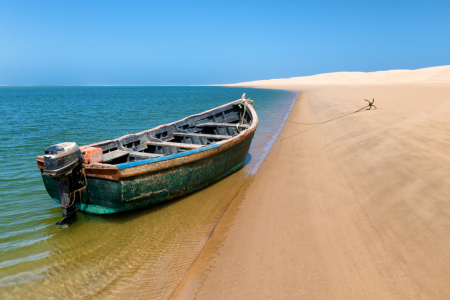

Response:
(36, 94), (257, 224)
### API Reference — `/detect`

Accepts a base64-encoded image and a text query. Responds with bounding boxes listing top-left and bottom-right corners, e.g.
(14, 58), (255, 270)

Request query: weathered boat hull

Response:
(41, 134), (253, 214)
(38, 96), (258, 216)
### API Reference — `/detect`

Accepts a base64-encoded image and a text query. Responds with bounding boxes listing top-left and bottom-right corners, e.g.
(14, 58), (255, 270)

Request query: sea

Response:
(0, 86), (297, 299)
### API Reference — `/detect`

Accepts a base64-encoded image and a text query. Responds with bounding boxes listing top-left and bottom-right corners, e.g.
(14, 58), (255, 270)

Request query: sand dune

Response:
(175, 66), (450, 299)
(229, 65), (450, 86)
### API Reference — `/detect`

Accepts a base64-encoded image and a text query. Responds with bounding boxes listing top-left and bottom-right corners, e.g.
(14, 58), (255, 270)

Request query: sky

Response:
(0, 0), (449, 85)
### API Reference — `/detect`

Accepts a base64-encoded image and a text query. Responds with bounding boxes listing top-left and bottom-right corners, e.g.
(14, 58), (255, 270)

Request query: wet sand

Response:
(176, 66), (450, 299)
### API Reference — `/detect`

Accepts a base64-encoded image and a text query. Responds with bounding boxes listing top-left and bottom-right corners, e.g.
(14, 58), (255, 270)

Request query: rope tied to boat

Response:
(239, 96), (376, 126)
(237, 95), (254, 132)
(59, 168), (88, 209)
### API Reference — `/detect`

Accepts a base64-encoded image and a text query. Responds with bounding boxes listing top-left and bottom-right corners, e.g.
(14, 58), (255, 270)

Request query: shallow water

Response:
(0, 86), (296, 299)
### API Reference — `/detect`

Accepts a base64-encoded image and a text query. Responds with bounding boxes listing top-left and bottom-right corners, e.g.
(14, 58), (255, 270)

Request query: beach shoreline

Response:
(174, 66), (450, 299)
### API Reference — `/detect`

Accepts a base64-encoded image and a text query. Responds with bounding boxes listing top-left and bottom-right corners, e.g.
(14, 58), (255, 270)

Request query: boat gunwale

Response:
(117, 144), (221, 170)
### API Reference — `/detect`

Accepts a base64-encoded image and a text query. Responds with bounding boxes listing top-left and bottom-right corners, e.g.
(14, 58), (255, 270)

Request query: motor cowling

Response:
(43, 142), (83, 225)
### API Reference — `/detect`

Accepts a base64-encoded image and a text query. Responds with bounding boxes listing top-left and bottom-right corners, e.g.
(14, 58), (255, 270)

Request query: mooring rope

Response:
(237, 99), (252, 132)
(241, 98), (376, 125)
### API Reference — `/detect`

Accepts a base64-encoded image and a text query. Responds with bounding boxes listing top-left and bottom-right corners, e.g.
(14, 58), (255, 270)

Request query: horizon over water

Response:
(0, 86), (297, 299)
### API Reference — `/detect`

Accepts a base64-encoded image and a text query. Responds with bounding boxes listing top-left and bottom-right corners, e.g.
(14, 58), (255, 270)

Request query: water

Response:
(0, 86), (297, 299)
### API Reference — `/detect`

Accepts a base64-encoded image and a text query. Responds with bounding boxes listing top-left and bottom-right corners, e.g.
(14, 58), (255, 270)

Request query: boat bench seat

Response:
(147, 141), (203, 150)
(129, 152), (163, 159)
(103, 150), (130, 163)
(173, 132), (231, 140)
(103, 150), (164, 163)
(195, 122), (249, 129)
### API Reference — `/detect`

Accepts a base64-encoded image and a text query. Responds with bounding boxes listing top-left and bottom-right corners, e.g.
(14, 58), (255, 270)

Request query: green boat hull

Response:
(41, 136), (252, 215)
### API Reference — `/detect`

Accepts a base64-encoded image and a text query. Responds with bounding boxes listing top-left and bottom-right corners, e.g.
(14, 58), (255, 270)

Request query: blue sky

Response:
(0, 0), (449, 85)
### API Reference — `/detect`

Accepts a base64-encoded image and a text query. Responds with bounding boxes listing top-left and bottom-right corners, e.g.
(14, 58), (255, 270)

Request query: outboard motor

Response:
(43, 142), (84, 225)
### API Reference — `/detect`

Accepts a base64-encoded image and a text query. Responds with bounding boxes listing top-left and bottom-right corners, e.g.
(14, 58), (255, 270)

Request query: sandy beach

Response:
(174, 66), (450, 299)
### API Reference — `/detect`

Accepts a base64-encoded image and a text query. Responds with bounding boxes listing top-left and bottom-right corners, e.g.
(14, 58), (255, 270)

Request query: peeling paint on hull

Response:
(41, 136), (253, 215)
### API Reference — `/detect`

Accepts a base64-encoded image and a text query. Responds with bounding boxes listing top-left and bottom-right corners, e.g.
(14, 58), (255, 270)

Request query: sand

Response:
(175, 66), (450, 299)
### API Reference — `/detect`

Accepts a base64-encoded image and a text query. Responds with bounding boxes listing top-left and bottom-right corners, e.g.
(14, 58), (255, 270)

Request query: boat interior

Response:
(85, 101), (253, 165)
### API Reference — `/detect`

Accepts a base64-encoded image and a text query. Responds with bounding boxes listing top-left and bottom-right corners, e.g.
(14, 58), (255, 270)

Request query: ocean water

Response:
(0, 86), (297, 299)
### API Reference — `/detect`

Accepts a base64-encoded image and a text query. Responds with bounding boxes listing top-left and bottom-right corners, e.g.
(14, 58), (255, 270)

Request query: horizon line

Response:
(0, 85), (232, 87)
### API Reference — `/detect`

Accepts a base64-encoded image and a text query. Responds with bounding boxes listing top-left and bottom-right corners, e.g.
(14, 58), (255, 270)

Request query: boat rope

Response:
(237, 99), (252, 132)
(59, 168), (88, 209)
(241, 98), (376, 126)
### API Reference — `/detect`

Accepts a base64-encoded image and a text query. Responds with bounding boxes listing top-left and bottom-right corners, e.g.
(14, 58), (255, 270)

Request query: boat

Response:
(36, 94), (258, 225)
